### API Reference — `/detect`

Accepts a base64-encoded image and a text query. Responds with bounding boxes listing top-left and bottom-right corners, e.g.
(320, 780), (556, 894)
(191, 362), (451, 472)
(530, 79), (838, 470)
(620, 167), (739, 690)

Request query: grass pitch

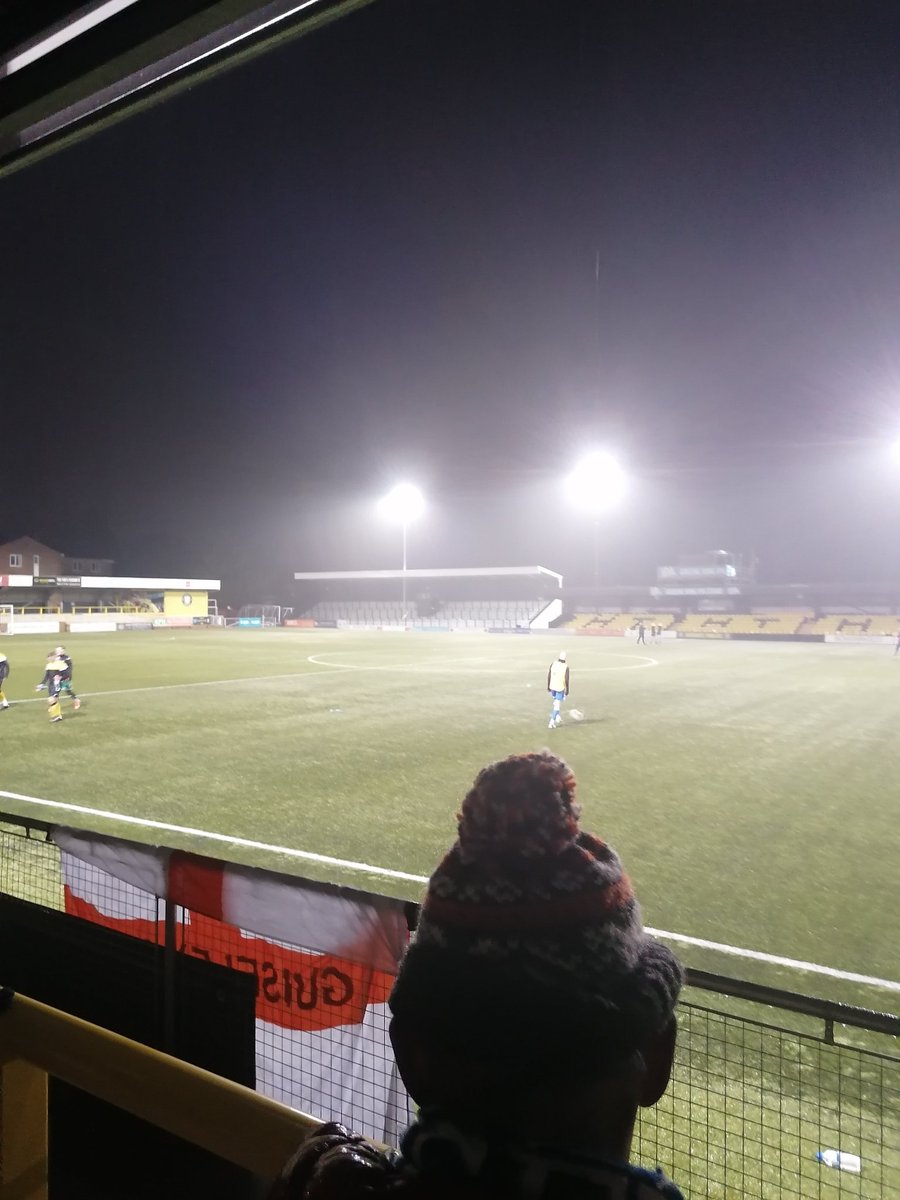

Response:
(1, 627), (899, 1008)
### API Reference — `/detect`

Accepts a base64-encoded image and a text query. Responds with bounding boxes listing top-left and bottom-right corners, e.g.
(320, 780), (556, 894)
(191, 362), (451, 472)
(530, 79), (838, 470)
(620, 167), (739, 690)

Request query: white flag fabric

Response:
(55, 828), (413, 1142)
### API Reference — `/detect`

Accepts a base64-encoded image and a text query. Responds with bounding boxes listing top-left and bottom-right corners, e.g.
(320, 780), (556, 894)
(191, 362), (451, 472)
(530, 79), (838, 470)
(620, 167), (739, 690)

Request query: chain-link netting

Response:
(0, 821), (62, 909)
(636, 1000), (900, 1198)
(173, 905), (411, 1141)
(2, 813), (898, 1192)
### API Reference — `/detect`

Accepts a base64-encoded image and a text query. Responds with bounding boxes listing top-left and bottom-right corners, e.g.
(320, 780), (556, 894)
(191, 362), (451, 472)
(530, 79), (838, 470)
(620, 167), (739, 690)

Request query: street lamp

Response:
(379, 483), (425, 625)
(565, 451), (627, 596)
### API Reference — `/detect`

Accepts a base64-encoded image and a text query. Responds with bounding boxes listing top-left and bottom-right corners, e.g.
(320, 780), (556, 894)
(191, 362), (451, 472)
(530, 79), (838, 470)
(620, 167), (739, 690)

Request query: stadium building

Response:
(291, 550), (900, 644)
(0, 535), (220, 635)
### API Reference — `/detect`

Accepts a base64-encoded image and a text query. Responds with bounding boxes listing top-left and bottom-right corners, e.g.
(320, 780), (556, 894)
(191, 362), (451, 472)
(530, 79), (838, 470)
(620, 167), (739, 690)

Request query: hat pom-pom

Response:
(457, 751), (581, 859)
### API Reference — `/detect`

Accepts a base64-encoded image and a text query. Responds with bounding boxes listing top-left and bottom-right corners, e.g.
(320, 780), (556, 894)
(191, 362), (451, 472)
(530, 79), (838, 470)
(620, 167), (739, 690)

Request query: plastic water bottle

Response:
(816, 1150), (861, 1173)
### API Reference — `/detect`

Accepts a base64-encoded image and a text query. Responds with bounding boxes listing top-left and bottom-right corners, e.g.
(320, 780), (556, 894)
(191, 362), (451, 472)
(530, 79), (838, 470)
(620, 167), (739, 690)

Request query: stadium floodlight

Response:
(565, 451), (627, 596)
(565, 451), (627, 514)
(379, 483), (426, 625)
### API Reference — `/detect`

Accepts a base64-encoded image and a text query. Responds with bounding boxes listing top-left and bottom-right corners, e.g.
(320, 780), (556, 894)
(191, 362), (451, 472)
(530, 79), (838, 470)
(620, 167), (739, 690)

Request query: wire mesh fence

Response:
(172, 903), (410, 1140)
(0, 819), (61, 909)
(635, 996), (900, 1198)
(2, 812), (898, 1196)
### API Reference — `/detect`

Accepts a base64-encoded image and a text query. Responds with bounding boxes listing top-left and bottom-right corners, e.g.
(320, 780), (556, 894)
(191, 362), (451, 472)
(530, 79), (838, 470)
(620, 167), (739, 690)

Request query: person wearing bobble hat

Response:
(271, 751), (685, 1200)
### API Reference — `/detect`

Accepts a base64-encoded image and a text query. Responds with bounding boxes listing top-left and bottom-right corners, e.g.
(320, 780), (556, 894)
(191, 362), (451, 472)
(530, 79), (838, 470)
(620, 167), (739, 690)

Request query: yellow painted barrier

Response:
(0, 989), (318, 1190)
(0, 1057), (47, 1200)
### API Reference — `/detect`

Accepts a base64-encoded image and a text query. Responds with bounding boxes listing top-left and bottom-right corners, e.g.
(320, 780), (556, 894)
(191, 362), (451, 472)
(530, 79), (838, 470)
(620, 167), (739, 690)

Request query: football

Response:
(569, 708), (585, 722)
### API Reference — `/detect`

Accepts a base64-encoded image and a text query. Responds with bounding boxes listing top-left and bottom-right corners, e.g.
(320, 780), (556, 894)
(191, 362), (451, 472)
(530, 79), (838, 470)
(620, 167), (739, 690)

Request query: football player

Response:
(546, 650), (570, 728)
(36, 647), (80, 710)
(55, 645), (80, 709)
(46, 653), (66, 723)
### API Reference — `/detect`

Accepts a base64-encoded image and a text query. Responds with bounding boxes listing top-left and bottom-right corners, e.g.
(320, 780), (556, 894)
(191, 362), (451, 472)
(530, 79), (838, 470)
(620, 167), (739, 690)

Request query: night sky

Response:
(3, 0), (900, 602)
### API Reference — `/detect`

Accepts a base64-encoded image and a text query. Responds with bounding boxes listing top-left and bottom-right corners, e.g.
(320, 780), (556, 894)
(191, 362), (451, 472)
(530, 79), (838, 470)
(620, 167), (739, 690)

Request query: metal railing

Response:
(1, 814), (898, 1199)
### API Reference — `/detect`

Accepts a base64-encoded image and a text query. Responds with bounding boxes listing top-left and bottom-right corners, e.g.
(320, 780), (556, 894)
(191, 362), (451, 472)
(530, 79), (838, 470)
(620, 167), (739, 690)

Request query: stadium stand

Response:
(674, 614), (733, 636)
(856, 614), (900, 635)
(799, 614), (900, 636)
(571, 612), (677, 633)
(566, 611), (839, 637)
(303, 599), (544, 629)
(677, 612), (808, 636)
(730, 612), (811, 634)
(438, 599), (540, 628)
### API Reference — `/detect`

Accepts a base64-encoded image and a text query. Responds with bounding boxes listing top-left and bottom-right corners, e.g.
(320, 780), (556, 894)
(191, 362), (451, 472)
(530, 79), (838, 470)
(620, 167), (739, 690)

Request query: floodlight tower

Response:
(565, 451), (627, 596)
(379, 483), (426, 625)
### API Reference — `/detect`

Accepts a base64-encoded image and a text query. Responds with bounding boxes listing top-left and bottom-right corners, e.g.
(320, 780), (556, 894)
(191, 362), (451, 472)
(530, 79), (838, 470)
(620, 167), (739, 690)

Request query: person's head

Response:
(389, 751), (683, 1153)
(558, 650), (567, 662)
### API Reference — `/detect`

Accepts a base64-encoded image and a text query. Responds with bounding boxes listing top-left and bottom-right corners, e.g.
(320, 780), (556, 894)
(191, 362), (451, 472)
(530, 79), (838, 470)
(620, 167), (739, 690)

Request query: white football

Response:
(569, 708), (585, 722)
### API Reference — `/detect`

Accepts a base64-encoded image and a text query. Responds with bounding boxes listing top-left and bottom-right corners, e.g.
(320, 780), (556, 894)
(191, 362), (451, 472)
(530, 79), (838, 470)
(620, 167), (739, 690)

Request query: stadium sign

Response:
(657, 565), (736, 580)
(32, 575), (82, 587)
(651, 585), (741, 597)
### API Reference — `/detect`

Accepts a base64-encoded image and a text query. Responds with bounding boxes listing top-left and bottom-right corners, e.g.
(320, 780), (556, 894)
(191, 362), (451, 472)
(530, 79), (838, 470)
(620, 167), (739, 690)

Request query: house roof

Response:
(0, 534), (64, 555)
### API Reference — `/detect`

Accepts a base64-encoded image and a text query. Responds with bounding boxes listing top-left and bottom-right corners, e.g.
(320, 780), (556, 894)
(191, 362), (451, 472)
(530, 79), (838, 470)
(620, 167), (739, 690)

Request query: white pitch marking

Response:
(646, 928), (900, 994)
(0, 788), (425, 884)
(305, 653), (511, 675)
(306, 652), (659, 675)
(6, 667), (354, 706)
(306, 652), (501, 670)
(4, 651), (656, 707)
(307, 653), (357, 670)
(1, 787), (897, 994)
(578, 654), (658, 672)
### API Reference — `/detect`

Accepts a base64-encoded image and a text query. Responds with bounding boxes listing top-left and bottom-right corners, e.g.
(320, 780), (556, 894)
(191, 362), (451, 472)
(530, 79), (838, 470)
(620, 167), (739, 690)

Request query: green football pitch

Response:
(1, 627), (899, 1009)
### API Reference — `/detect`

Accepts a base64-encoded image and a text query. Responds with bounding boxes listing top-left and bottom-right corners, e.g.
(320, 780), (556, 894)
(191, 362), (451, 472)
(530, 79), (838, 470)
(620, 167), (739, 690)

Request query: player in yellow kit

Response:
(0, 653), (9, 710)
(45, 653), (82, 722)
(37, 647), (80, 717)
(46, 655), (66, 722)
(546, 650), (570, 728)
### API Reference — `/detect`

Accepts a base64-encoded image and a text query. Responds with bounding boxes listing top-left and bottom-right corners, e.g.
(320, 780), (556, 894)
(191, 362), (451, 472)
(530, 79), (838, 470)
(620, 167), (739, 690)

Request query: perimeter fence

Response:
(2, 814), (898, 1199)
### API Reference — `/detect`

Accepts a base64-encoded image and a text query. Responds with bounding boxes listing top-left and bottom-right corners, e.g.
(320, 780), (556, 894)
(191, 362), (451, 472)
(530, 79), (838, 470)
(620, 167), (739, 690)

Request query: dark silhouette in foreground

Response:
(271, 750), (685, 1200)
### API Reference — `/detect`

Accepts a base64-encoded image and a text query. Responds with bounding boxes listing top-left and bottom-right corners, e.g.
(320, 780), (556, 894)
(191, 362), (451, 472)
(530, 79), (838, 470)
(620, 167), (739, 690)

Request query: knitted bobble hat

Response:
(390, 752), (683, 1066)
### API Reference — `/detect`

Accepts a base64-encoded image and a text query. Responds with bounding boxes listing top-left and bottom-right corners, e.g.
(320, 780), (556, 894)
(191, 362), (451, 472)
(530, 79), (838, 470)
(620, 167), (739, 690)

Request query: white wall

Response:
(12, 619), (61, 634)
(530, 598), (562, 629)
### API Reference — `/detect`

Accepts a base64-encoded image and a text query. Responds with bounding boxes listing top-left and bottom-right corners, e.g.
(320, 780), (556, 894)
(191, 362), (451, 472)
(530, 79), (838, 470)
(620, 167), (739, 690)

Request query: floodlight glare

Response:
(379, 483), (426, 626)
(890, 438), (900, 464)
(566, 451), (627, 514)
(379, 482), (426, 524)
